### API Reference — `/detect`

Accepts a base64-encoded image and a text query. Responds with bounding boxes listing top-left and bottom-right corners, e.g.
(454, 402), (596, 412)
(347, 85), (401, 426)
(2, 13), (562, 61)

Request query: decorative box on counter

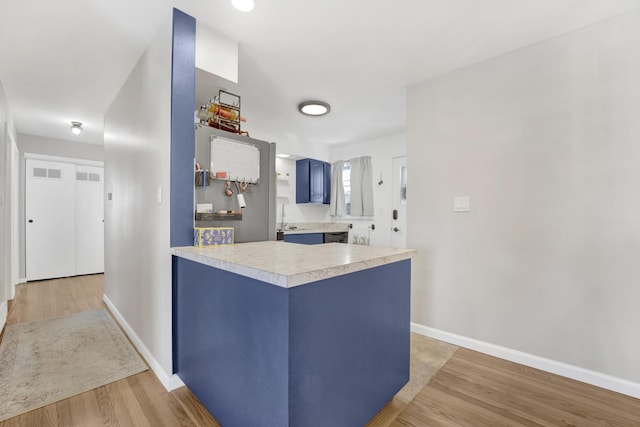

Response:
(194, 227), (234, 247)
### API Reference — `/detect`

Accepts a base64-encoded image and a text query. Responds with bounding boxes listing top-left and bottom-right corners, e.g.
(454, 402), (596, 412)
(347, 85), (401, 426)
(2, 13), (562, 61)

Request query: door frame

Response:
(9, 135), (19, 298)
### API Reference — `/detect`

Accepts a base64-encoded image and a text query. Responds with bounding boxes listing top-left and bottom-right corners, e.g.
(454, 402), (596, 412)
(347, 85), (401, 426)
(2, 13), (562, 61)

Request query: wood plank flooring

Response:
(393, 348), (640, 426)
(2, 275), (639, 426)
(1, 275), (220, 427)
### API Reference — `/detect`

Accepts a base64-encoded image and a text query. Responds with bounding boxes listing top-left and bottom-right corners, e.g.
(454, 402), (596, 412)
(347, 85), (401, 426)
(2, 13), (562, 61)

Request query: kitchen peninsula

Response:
(172, 241), (415, 427)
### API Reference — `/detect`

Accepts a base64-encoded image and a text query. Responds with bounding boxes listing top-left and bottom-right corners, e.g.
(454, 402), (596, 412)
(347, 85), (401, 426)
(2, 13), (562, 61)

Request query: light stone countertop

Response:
(171, 241), (416, 288)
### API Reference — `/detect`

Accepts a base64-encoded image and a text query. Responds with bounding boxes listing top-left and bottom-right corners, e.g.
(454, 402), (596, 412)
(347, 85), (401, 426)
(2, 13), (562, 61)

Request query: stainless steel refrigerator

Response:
(194, 126), (276, 243)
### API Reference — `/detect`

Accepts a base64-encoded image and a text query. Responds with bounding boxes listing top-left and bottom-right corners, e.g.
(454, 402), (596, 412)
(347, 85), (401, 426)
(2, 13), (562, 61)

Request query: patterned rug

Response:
(0, 309), (148, 421)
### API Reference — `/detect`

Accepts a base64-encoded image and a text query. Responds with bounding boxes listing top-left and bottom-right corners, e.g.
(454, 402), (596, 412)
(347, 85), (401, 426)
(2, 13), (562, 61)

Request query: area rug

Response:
(0, 309), (148, 421)
(394, 333), (458, 403)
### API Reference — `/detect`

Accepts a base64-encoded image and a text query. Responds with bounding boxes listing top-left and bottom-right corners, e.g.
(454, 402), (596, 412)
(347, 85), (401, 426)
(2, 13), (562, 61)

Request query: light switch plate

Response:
(453, 196), (470, 212)
(156, 186), (162, 204)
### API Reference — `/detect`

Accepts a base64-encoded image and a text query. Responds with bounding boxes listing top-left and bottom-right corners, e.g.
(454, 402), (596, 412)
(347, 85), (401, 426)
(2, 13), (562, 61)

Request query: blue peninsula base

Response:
(172, 256), (411, 427)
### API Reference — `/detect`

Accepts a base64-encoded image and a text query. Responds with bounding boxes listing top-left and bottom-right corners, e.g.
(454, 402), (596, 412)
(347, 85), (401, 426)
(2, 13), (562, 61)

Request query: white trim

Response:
(24, 152), (104, 168)
(0, 300), (7, 334)
(103, 295), (185, 392)
(18, 277), (27, 284)
(411, 322), (640, 399)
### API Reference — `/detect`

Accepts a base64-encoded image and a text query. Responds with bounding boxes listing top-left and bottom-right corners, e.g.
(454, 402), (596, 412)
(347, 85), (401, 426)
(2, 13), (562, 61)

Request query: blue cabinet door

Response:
(296, 159), (310, 203)
(323, 162), (331, 204)
(296, 159), (331, 205)
(309, 160), (324, 203)
(284, 233), (324, 245)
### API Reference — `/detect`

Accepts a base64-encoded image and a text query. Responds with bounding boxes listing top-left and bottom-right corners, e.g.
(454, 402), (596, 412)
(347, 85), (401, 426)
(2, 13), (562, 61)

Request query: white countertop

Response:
(171, 241), (415, 288)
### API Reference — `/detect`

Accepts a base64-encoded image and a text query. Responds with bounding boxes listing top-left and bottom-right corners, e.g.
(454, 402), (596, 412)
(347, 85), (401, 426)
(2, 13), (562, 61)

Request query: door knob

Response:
(28, 219), (34, 223)
(393, 227), (400, 232)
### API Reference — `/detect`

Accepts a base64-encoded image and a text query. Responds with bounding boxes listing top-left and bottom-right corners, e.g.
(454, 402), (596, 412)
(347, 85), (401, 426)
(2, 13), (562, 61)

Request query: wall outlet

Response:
(453, 196), (470, 212)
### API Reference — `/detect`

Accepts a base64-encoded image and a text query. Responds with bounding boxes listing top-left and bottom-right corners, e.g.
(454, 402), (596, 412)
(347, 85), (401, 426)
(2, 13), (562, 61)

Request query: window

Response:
(342, 163), (351, 215)
(330, 156), (373, 217)
(400, 165), (407, 205)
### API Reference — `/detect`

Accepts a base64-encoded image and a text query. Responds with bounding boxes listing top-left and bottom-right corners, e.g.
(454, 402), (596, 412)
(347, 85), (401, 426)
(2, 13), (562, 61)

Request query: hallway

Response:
(0, 275), (219, 427)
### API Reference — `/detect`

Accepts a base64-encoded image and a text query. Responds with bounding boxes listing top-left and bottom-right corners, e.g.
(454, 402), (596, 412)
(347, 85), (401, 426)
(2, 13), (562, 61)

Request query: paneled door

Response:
(390, 156), (407, 249)
(26, 159), (76, 281)
(75, 165), (104, 275)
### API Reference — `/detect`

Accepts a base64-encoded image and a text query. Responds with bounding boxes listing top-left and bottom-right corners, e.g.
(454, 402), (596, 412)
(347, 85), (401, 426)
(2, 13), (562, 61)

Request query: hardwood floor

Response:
(2, 275), (639, 426)
(1, 275), (220, 427)
(392, 348), (640, 426)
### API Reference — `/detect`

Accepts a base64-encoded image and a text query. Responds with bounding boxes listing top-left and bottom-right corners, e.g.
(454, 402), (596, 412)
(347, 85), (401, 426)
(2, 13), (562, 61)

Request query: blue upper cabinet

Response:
(296, 159), (331, 204)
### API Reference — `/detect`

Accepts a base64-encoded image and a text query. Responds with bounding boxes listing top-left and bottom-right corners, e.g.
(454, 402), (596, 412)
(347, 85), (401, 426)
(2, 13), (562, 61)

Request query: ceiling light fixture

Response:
(276, 153), (291, 158)
(298, 100), (331, 117)
(231, 0), (254, 12)
(70, 121), (83, 135)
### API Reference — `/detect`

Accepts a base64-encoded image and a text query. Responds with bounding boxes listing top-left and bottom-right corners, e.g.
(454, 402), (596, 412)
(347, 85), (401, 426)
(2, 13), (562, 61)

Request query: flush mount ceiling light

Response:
(231, 0), (254, 12)
(70, 121), (83, 135)
(298, 100), (331, 116)
(276, 153), (291, 158)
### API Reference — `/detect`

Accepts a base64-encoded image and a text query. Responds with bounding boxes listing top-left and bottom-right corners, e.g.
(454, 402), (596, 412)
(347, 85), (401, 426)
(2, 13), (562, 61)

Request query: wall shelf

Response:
(195, 212), (243, 221)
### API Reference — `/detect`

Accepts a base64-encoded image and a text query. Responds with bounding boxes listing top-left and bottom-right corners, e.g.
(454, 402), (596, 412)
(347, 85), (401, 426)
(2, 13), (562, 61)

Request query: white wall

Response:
(330, 132), (406, 247)
(17, 133), (104, 279)
(408, 9), (640, 388)
(275, 157), (330, 225)
(103, 16), (174, 381)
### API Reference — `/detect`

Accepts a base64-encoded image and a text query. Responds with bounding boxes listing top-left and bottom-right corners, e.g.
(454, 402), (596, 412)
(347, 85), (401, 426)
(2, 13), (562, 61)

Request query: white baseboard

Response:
(411, 322), (640, 399)
(19, 277), (27, 284)
(103, 295), (185, 392)
(0, 300), (7, 334)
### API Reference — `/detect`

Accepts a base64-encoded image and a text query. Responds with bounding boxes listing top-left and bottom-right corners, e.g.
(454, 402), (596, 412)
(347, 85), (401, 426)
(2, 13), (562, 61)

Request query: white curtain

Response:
(329, 160), (346, 216)
(349, 156), (374, 216)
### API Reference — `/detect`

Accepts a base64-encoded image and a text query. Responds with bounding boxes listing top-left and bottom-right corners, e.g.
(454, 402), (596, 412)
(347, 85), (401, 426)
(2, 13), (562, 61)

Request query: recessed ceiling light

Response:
(231, 0), (254, 12)
(298, 100), (331, 116)
(70, 121), (83, 135)
(276, 153), (291, 158)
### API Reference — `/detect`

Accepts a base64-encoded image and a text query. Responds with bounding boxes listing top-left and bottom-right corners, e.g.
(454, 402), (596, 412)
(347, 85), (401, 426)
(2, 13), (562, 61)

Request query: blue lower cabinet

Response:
(283, 233), (324, 245)
(173, 256), (411, 427)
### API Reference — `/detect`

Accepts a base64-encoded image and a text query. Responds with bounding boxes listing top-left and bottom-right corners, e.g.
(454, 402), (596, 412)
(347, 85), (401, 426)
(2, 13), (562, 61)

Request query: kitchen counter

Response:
(172, 240), (414, 427)
(171, 241), (414, 288)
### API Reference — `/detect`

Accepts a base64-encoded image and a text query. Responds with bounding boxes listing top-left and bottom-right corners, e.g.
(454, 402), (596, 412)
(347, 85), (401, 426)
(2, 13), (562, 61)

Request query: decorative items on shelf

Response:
(197, 90), (249, 136)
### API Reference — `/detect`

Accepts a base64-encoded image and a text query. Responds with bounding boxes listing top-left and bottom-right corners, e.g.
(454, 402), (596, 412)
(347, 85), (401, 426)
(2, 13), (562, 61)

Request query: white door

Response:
(390, 157), (407, 248)
(75, 166), (104, 275)
(26, 159), (76, 281)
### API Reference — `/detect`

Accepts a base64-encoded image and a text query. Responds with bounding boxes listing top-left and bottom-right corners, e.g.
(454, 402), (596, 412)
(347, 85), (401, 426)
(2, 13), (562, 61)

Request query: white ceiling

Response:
(1, 0), (640, 147)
